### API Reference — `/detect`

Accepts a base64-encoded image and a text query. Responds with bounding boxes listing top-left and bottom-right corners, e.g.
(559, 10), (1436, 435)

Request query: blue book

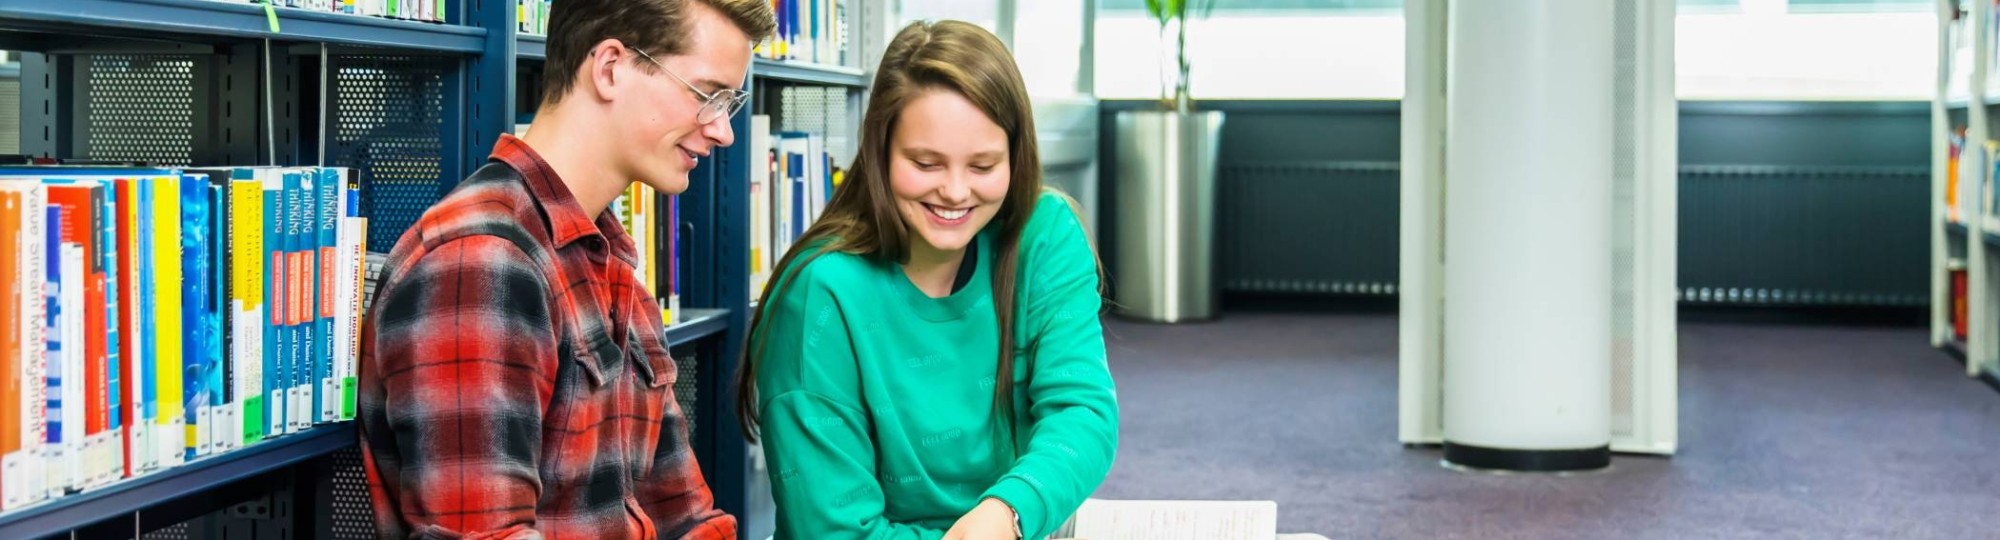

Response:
(265, 172), (285, 438)
(137, 182), (157, 462)
(286, 171), (309, 433)
(180, 175), (211, 459)
(43, 205), (64, 493)
(315, 168), (339, 425)
(205, 180), (228, 451)
(100, 181), (120, 469)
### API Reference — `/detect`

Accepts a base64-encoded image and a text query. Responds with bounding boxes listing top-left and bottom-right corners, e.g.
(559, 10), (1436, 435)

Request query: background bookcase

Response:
(1935, 0), (2000, 388)
(0, 0), (884, 537)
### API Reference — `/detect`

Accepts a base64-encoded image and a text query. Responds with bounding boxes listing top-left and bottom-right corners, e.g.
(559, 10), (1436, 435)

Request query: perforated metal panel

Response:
(143, 522), (191, 539)
(0, 71), (20, 155)
(671, 345), (700, 446)
(779, 85), (854, 165)
(328, 56), (449, 251)
(84, 55), (196, 166)
(329, 447), (378, 539)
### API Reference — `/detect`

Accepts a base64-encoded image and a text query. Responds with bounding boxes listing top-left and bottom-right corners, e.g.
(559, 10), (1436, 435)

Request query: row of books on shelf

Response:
(747, 114), (842, 297)
(208, 0), (447, 24)
(755, 0), (850, 67)
(523, 0), (848, 67)
(0, 166), (368, 512)
(516, 122), (684, 323)
(518, 0), (550, 35)
(1944, 127), (2000, 225)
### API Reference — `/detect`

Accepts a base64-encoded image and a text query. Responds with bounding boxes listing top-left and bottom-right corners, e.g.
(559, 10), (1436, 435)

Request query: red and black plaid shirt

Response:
(357, 135), (734, 540)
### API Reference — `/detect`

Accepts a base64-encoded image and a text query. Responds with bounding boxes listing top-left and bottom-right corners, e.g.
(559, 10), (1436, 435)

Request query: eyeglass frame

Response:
(628, 46), (751, 125)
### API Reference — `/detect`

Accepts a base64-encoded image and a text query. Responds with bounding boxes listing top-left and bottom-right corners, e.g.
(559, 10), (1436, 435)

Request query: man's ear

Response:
(584, 38), (627, 103)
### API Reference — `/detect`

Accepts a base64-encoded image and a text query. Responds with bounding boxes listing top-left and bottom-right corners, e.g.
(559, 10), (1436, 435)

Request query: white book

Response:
(749, 115), (773, 299)
(60, 244), (84, 491)
(1062, 499), (1278, 540)
(18, 183), (47, 503)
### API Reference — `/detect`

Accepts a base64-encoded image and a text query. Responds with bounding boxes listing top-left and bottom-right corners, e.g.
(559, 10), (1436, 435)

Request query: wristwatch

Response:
(1006, 502), (1023, 539)
(987, 496), (1023, 539)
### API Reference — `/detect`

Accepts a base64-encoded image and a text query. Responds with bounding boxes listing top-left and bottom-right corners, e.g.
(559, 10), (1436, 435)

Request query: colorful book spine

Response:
(181, 175), (212, 460)
(340, 170), (365, 421)
(43, 203), (67, 495)
(18, 184), (47, 502)
(58, 233), (82, 493)
(285, 170), (308, 433)
(118, 178), (154, 475)
(0, 186), (22, 507)
(264, 171), (283, 439)
(206, 179), (232, 453)
(232, 171), (266, 445)
(96, 183), (121, 483)
(316, 168), (338, 425)
(152, 176), (184, 469)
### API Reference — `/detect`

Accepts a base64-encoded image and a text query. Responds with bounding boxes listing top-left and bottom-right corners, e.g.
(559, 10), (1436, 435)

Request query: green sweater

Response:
(755, 191), (1119, 539)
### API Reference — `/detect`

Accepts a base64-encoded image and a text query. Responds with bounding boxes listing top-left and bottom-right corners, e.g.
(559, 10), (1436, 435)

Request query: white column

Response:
(1441, 0), (1613, 470)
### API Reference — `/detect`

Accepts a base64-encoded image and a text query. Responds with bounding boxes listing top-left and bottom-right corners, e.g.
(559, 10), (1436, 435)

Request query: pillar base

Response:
(1442, 441), (1610, 472)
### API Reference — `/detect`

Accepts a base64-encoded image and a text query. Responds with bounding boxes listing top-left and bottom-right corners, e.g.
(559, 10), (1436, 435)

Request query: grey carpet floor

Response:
(1092, 313), (2000, 539)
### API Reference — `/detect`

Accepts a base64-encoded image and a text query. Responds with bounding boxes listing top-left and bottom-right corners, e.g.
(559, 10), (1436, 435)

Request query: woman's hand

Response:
(943, 497), (1020, 540)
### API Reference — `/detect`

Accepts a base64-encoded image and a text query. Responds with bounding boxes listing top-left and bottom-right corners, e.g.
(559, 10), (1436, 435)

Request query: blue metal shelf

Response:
(666, 308), (731, 347)
(1949, 220), (1970, 238)
(0, 0), (486, 53)
(518, 33), (547, 61)
(0, 423), (356, 539)
(752, 58), (867, 87)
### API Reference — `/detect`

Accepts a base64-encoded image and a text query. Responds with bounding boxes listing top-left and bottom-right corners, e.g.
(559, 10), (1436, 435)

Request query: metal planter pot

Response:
(1112, 109), (1225, 323)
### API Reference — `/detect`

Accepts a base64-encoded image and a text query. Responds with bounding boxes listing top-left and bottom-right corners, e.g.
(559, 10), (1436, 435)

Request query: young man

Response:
(356, 0), (773, 538)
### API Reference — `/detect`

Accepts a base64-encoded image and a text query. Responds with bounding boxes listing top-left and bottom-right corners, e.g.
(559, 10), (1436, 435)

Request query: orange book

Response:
(115, 180), (140, 478)
(0, 189), (21, 506)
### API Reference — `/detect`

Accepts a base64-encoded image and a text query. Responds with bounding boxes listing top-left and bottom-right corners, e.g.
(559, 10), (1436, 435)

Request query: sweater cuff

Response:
(983, 476), (1048, 539)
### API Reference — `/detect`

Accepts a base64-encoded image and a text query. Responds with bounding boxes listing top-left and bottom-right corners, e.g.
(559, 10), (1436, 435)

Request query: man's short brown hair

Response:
(540, 0), (776, 107)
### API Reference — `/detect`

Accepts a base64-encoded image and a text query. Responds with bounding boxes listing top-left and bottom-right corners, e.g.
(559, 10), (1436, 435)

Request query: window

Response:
(1676, 0), (1934, 100)
(1094, 0), (1405, 100)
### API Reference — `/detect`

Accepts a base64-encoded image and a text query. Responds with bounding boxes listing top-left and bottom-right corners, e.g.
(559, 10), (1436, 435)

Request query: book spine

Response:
(152, 176), (183, 469)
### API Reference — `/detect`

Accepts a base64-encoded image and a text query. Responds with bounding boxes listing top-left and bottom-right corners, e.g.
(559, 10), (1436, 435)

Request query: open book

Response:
(1052, 498), (1279, 540)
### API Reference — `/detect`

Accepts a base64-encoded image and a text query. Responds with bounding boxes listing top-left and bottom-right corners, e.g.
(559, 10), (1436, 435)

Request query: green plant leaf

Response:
(1145, 0), (1168, 24)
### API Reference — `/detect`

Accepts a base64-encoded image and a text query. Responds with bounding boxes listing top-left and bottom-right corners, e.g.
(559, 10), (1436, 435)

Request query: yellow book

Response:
(150, 176), (183, 467)
(642, 185), (658, 296)
(230, 178), (265, 444)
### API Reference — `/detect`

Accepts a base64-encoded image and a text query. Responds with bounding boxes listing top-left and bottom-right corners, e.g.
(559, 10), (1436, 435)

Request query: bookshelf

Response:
(0, 0), (485, 53)
(1936, 0), (2000, 388)
(0, 423), (355, 540)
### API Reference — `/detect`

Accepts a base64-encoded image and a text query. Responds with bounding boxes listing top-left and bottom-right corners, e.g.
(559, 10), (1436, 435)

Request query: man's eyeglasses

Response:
(629, 47), (750, 125)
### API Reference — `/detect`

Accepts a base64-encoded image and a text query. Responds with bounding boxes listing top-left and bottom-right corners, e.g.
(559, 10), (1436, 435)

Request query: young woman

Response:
(736, 20), (1117, 540)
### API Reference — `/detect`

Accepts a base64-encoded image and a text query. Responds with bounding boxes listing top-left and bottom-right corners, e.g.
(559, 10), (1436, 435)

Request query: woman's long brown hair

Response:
(736, 20), (1044, 446)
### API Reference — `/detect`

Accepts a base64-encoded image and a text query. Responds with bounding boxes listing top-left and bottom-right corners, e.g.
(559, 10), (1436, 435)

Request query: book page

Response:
(1067, 499), (1278, 540)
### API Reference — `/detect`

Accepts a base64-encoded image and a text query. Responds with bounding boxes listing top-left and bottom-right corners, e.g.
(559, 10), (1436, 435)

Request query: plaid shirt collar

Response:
(491, 133), (641, 267)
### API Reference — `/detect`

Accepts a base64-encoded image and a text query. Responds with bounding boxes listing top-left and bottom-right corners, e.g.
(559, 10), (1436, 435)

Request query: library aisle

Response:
(1096, 313), (2000, 538)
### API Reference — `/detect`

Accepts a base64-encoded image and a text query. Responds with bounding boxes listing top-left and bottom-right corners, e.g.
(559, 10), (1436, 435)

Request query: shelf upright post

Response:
(18, 52), (76, 159)
(1936, 0), (1956, 347)
(1970, 0), (1993, 377)
(453, 0), (516, 196)
(690, 106), (753, 521)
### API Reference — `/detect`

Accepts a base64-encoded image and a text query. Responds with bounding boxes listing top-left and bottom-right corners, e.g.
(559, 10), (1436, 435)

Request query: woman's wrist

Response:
(985, 497), (1023, 539)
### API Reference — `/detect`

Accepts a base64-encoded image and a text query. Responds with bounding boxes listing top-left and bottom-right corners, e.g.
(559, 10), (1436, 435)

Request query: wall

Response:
(1096, 99), (1931, 307)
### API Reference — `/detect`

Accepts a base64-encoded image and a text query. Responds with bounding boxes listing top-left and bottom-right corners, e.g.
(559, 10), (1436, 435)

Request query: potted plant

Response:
(1111, 0), (1227, 323)
(1148, 0), (1217, 113)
